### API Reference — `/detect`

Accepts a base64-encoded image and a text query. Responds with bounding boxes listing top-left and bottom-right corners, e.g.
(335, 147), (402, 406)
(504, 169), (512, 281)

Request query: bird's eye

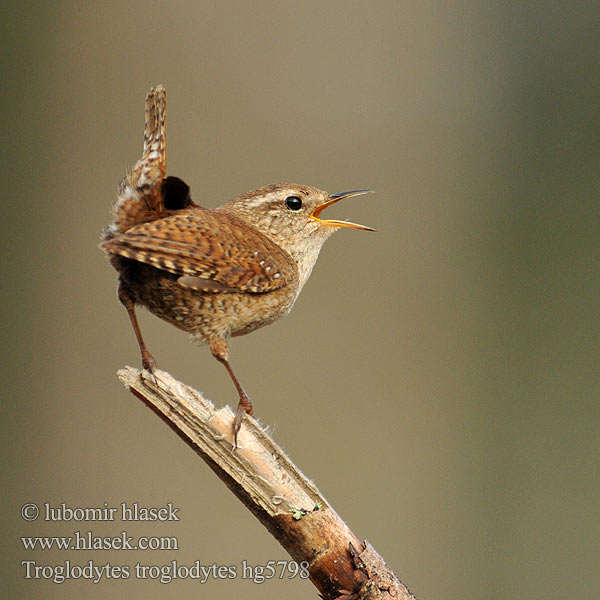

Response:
(285, 196), (303, 211)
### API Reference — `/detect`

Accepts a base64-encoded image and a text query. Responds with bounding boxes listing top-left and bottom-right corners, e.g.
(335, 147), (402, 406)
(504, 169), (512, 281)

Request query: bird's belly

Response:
(120, 260), (294, 340)
(229, 290), (295, 337)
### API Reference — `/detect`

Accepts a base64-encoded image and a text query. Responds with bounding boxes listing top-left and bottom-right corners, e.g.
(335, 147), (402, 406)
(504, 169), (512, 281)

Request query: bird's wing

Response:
(99, 209), (297, 293)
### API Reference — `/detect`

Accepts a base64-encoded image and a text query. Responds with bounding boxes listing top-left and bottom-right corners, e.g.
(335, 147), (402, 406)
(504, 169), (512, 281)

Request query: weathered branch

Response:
(118, 366), (416, 600)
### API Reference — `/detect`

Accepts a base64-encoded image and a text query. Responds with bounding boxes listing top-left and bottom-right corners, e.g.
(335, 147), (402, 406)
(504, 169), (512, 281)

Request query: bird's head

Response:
(220, 183), (374, 259)
(219, 183), (374, 288)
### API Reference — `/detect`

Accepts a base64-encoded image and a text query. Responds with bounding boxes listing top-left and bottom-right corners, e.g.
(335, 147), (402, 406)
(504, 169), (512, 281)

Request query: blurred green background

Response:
(3, 2), (599, 599)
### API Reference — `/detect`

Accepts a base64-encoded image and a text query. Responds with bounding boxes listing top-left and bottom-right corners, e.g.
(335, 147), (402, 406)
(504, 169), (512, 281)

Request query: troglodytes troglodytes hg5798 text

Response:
(100, 85), (374, 447)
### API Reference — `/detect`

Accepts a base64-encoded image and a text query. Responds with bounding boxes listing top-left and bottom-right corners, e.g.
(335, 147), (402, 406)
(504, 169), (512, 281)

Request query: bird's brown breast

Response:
(112, 258), (297, 341)
(102, 207), (300, 341)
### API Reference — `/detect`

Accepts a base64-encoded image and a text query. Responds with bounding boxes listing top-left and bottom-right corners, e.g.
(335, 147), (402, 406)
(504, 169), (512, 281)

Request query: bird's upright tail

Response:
(140, 84), (167, 185)
(104, 85), (168, 238)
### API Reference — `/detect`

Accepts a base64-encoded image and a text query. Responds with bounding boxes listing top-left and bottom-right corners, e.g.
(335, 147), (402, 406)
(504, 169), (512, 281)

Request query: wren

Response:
(100, 85), (374, 447)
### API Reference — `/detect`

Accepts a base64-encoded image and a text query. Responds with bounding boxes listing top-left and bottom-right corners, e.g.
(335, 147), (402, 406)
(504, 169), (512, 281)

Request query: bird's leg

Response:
(210, 337), (253, 448)
(118, 283), (157, 373)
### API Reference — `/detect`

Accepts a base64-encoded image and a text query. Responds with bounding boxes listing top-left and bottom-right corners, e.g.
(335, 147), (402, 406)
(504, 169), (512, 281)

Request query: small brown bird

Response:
(100, 85), (374, 446)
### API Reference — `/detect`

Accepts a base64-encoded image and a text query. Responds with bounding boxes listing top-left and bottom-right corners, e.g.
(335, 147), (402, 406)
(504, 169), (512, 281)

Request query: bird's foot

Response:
(141, 350), (158, 385)
(232, 394), (254, 449)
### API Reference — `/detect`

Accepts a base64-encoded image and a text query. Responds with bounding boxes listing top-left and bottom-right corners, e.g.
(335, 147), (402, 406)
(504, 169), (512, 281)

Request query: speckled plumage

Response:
(100, 85), (373, 446)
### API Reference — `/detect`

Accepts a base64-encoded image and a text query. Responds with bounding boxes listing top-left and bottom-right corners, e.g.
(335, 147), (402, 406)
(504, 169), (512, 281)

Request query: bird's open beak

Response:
(310, 190), (376, 231)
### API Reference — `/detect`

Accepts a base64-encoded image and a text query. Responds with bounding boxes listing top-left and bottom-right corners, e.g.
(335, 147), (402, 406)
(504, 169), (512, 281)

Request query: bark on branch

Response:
(118, 366), (416, 600)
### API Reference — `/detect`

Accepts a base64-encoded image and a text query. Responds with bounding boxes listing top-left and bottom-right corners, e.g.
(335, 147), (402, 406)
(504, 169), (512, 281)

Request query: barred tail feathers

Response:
(104, 85), (167, 238)
(139, 84), (166, 186)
